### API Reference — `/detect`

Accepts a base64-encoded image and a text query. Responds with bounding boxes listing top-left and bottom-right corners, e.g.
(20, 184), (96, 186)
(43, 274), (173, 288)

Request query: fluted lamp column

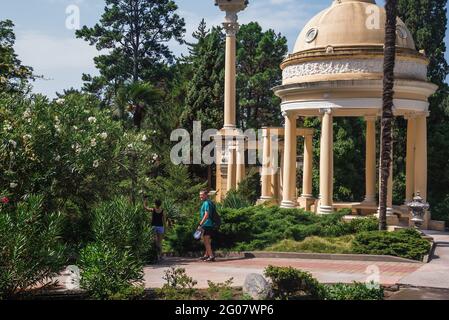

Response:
(215, 0), (248, 130)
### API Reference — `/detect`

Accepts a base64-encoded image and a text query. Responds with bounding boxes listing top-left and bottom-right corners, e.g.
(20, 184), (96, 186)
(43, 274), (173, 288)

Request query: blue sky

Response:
(0, 0), (447, 98)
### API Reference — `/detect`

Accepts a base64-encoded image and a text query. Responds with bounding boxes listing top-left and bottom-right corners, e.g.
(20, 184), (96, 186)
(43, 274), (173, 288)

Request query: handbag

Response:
(193, 227), (203, 240)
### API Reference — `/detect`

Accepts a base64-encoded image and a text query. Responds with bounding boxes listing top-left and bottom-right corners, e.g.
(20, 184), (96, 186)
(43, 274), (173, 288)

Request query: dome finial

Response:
(333, 0), (376, 4)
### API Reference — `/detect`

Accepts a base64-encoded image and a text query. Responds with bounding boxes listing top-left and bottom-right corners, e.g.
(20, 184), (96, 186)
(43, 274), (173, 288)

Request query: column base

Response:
(257, 196), (273, 205)
(298, 195), (316, 212)
(318, 205), (333, 215)
(375, 208), (398, 225)
(223, 125), (236, 131)
(280, 200), (297, 209)
(362, 195), (376, 204)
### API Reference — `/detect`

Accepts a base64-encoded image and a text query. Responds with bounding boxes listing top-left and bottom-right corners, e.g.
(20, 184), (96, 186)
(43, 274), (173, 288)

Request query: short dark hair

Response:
(200, 190), (209, 196)
(155, 199), (162, 207)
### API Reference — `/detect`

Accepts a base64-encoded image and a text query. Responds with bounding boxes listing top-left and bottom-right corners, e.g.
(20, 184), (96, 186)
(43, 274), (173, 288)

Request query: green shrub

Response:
(91, 197), (157, 263)
(234, 167), (261, 204)
(79, 242), (144, 300)
(166, 204), (380, 255)
(157, 267), (198, 300)
(206, 278), (235, 300)
(324, 282), (384, 300)
(222, 189), (251, 209)
(0, 195), (66, 299)
(352, 228), (431, 261)
(264, 266), (326, 300)
(348, 216), (379, 233)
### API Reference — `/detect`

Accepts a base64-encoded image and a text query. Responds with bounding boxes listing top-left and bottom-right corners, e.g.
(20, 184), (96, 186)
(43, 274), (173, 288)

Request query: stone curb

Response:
(243, 251), (422, 263)
(164, 251), (421, 264)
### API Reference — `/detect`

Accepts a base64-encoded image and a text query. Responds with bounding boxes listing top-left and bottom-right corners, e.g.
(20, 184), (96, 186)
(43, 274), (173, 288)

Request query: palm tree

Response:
(379, 0), (398, 231)
(116, 81), (162, 130)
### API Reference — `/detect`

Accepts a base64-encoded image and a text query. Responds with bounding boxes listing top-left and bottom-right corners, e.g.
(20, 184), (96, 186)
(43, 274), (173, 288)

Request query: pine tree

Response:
(0, 20), (34, 92)
(236, 22), (288, 129)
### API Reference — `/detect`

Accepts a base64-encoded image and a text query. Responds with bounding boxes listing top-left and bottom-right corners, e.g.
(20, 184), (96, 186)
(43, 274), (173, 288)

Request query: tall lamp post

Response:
(215, 0), (248, 130)
(214, 0), (249, 201)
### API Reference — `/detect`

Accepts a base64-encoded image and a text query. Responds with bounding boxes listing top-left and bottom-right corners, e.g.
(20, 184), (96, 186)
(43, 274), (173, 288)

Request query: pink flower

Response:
(1, 197), (9, 204)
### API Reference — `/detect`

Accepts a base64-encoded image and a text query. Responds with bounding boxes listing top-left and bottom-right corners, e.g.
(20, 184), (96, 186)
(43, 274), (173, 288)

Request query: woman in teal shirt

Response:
(198, 190), (215, 262)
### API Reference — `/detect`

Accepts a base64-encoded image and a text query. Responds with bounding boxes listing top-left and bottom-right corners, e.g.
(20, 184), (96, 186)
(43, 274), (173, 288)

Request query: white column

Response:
(260, 129), (272, 201)
(302, 134), (313, 199)
(414, 114), (428, 201)
(236, 138), (246, 186)
(405, 114), (416, 204)
(281, 112), (297, 208)
(319, 109), (334, 214)
(226, 146), (236, 192)
(363, 116), (377, 204)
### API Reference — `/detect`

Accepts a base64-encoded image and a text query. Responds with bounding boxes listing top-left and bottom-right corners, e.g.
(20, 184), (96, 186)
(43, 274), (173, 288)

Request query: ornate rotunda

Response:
(213, 0), (445, 230)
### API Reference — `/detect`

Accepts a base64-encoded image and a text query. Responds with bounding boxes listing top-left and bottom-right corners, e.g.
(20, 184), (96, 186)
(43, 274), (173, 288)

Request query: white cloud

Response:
(14, 30), (100, 96)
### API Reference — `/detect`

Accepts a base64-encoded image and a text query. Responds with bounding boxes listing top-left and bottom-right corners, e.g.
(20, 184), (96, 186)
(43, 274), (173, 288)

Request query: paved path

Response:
(398, 230), (449, 289)
(144, 257), (422, 289)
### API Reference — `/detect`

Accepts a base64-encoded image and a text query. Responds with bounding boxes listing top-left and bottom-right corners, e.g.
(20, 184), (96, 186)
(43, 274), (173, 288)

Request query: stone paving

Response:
(143, 257), (422, 289)
(398, 230), (449, 289)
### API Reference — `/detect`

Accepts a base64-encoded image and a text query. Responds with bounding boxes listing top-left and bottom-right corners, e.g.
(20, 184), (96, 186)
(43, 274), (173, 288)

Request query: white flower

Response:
(88, 117), (97, 124)
(152, 130), (157, 134)
(23, 108), (31, 118)
(23, 134), (32, 141)
(55, 155), (61, 161)
(3, 122), (12, 131)
(8, 140), (17, 148)
(73, 126), (78, 130)
(72, 143), (82, 154)
(90, 139), (97, 147)
(93, 160), (99, 168)
(56, 98), (65, 105)
(127, 143), (134, 149)
(141, 135), (148, 142)
(152, 153), (158, 161)
(10, 182), (18, 189)
(99, 132), (108, 140)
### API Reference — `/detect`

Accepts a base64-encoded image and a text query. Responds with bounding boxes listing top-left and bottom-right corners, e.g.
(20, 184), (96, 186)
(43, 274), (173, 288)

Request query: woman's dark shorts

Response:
(202, 226), (215, 237)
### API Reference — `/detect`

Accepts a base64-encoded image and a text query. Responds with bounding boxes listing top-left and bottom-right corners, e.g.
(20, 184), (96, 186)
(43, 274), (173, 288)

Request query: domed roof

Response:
(293, 0), (416, 54)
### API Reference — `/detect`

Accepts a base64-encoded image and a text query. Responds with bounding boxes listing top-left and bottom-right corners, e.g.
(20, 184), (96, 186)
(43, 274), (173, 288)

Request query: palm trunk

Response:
(380, 0), (398, 231)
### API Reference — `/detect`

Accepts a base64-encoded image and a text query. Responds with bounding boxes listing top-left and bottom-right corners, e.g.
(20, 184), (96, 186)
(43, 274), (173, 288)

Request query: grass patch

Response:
(265, 236), (354, 254)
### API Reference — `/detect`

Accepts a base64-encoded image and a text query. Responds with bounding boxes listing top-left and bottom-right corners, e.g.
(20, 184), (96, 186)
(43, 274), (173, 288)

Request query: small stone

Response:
(243, 273), (273, 300)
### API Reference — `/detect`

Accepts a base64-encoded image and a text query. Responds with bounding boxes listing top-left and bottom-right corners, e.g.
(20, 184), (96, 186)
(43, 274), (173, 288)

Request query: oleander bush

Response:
(0, 195), (66, 299)
(78, 242), (144, 300)
(352, 228), (431, 261)
(91, 197), (157, 264)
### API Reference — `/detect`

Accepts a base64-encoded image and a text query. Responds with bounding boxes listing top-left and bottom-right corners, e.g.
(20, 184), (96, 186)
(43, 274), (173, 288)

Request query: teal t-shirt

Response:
(200, 200), (214, 228)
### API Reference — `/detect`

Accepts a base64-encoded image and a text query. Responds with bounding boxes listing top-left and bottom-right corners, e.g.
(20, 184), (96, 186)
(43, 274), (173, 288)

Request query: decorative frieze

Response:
(283, 58), (427, 81)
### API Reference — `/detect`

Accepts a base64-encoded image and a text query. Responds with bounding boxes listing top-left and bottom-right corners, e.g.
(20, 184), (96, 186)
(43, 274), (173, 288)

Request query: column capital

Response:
(403, 113), (417, 120)
(223, 21), (239, 36)
(364, 115), (378, 122)
(282, 110), (297, 119)
(319, 108), (333, 115)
